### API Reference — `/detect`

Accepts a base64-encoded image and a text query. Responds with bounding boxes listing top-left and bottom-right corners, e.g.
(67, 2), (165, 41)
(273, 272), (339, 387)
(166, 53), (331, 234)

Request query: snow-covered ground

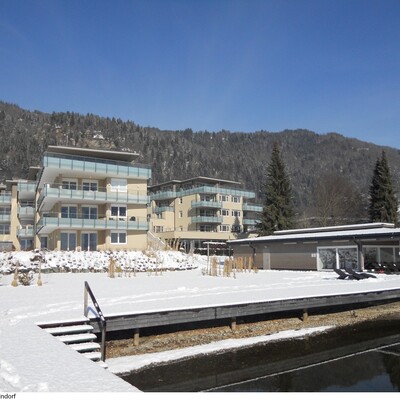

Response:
(1, 250), (400, 392)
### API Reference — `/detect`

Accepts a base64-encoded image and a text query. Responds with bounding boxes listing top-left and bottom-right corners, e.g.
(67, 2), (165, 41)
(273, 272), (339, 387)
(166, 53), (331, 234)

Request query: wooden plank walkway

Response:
(83, 288), (400, 335)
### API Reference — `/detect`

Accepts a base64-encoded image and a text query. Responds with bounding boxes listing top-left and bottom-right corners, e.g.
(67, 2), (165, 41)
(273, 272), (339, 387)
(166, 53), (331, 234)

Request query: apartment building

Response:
(148, 177), (262, 253)
(0, 146), (151, 251)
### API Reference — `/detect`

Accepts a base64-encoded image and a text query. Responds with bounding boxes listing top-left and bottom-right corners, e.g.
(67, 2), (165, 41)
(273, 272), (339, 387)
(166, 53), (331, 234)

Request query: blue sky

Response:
(1, 0), (400, 149)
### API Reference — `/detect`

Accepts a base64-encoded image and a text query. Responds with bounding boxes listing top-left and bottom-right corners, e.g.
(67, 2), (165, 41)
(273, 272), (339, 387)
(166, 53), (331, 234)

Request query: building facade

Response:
(148, 177), (261, 253)
(0, 146), (151, 251)
(230, 223), (400, 271)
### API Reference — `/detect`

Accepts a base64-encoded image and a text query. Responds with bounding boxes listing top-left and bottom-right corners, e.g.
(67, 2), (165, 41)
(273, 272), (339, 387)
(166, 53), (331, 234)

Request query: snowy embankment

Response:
(1, 250), (400, 392)
(107, 326), (332, 375)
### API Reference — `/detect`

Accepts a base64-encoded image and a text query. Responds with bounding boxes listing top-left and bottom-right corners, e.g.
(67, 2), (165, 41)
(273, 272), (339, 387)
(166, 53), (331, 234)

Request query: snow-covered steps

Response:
(56, 333), (97, 344)
(38, 320), (107, 369)
(44, 324), (94, 335)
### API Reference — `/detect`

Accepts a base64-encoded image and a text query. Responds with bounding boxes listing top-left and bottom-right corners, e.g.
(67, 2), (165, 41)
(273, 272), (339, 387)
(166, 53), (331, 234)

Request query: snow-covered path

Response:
(1, 251), (400, 392)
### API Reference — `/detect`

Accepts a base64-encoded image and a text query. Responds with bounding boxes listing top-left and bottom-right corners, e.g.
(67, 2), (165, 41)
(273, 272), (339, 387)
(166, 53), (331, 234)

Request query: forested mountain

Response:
(1, 101), (399, 223)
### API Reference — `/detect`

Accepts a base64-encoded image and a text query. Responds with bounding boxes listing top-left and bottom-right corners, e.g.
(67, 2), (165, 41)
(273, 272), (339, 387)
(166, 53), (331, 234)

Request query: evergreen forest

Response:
(1, 101), (399, 226)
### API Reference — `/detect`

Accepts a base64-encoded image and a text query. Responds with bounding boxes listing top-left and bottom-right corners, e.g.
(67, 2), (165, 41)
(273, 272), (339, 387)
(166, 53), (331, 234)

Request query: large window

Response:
(61, 205), (77, 218)
(82, 206), (98, 220)
(111, 231), (126, 244)
(62, 180), (77, 190)
(60, 232), (77, 250)
(111, 205), (127, 219)
(318, 246), (358, 270)
(82, 181), (98, 191)
(40, 236), (48, 249)
(81, 232), (97, 251)
(363, 246), (400, 264)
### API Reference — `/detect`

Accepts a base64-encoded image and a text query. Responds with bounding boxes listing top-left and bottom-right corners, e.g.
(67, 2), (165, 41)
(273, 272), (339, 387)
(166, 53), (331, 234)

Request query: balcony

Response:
(18, 206), (35, 218)
(43, 153), (151, 180)
(153, 206), (174, 213)
(150, 191), (177, 201)
(0, 213), (11, 222)
(243, 203), (263, 212)
(150, 185), (256, 201)
(191, 201), (222, 209)
(17, 226), (34, 237)
(37, 215), (149, 234)
(243, 218), (259, 225)
(0, 193), (12, 204)
(191, 216), (223, 224)
(38, 184), (149, 210)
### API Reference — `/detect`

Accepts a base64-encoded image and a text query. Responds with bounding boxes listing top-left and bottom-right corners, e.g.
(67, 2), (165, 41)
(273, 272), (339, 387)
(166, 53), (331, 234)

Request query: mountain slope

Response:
(1, 101), (399, 217)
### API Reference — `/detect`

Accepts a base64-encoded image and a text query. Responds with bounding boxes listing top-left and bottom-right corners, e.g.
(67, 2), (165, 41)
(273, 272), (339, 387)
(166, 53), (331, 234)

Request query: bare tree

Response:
(312, 173), (367, 226)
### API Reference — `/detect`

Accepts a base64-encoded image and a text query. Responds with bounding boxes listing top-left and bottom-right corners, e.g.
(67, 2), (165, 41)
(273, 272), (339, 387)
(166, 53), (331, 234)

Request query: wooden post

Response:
(230, 317), (237, 331)
(302, 308), (308, 322)
(133, 329), (140, 346)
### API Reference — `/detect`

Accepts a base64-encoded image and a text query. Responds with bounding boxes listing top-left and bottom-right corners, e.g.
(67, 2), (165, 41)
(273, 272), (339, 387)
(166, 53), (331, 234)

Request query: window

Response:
(0, 224), (10, 234)
(61, 205), (77, 218)
(318, 246), (358, 270)
(81, 232), (97, 251)
(60, 232), (77, 250)
(179, 198), (183, 204)
(200, 225), (216, 232)
(20, 239), (33, 250)
(82, 206), (98, 220)
(111, 231), (127, 244)
(82, 181), (98, 191)
(232, 196), (240, 203)
(0, 207), (11, 215)
(220, 225), (230, 232)
(221, 209), (229, 216)
(40, 236), (48, 249)
(232, 210), (241, 217)
(179, 211), (183, 218)
(110, 178), (127, 193)
(219, 195), (228, 202)
(111, 205), (127, 219)
(62, 180), (77, 190)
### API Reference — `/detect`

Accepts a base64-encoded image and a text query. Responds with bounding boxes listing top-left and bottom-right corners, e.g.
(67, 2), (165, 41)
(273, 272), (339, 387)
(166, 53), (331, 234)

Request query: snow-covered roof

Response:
(230, 226), (400, 245)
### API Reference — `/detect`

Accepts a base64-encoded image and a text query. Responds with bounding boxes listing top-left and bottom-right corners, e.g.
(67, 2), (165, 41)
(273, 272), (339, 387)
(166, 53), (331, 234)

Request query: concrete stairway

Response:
(40, 319), (107, 369)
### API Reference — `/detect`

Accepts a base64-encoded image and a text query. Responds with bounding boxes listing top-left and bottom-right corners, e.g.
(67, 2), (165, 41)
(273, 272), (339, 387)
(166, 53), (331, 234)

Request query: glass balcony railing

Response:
(18, 206), (35, 216)
(0, 214), (11, 222)
(153, 206), (174, 213)
(191, 216), (223, 224)
(243, 203), (263, 212)
(37, 216), (149, 231)
(44, 153), (151, 179)
(17, 181), (37, 193)
(150, 191), (176, 200)
(243, 218), (259, 225)
(191, 201), (222, 209)
(38, 184), (149, 207)
(0, 193), (12, 204)
(17, 226), (35, 237)
(150, 185), (256, 201)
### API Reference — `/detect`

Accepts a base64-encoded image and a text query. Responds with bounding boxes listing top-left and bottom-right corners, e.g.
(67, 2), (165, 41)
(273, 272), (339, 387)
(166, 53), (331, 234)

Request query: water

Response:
(120, 318), (400, 392)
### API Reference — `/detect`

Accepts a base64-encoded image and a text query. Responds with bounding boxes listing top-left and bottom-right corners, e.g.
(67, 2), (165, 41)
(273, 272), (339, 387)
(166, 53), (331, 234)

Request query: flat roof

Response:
(46, 145), (140, 163)
(230, 224), (400, 245)
(149, 176), (242, 189)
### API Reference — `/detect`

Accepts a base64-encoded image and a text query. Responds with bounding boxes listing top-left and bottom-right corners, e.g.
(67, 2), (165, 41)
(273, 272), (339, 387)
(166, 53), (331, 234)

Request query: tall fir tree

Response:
(368, 151), (398, 225)
(257, 143), (295, 235)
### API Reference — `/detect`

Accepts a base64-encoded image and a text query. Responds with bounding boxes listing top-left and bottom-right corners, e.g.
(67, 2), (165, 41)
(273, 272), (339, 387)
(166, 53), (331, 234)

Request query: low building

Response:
(229, 223), (400, 271)
(148, 176), (261, 253)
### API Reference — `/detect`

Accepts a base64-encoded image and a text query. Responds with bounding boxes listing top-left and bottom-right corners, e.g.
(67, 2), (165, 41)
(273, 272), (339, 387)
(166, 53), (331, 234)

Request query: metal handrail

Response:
(84, 281), (107, 362)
